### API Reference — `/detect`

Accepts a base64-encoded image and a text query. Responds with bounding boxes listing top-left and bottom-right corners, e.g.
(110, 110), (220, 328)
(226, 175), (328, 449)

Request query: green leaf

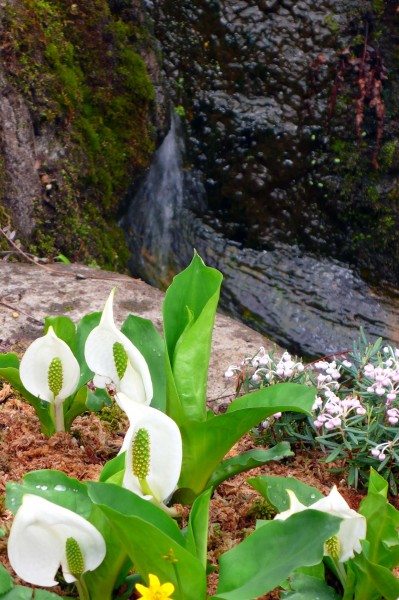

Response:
(214, 510), (341, 599)
(163, 253), (222, 424)
(88, 482), (206, 600)
(64, 385), (88, 431)
(281, 572), (340, 599)
(7, 471), (128, 600)
(352, 552), (399, 600)
(99, 452), (126, 483)
(177, 384), (315, 499)
(87, 482), (185, 545)
(85, 387), (111, 411)
(185, 488), (212, 567)
(358, 468), (399, 569)
(75, 312), (101, 388)
(44, 316), (76, 355)
(0, 354), (19, 370)
(35, 591), (73, 599)
(227, 383), (315, 415)
(1, 587), (34, 599)
(121, 315), (166, 412)
(6, 470), (92, 518)
(247, 475), (323, 512)
(54, 253), (71, 264)
(207, 443), (294, 490)
(0, 362), (55, 436)
(0, 565), (13, 595)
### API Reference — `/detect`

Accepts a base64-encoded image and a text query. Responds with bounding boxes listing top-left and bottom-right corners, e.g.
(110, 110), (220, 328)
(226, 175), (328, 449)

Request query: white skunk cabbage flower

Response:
(85, 289), (153, 406)
(19, 326), (80, 431)
(118, 397), (182, 508)
(8, 494), (106, 587)
(20, 326), (80, 404)
(274, 486), (366, 562)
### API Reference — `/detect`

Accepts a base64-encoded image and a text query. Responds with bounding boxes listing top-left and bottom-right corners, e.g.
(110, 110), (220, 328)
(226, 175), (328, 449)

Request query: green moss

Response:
(371, 0), (385, 18)
(378, 140), (399, 172)
(1, 0), (156, 270)
(246, 498), (277, 520)
(99, 403), (128, 432)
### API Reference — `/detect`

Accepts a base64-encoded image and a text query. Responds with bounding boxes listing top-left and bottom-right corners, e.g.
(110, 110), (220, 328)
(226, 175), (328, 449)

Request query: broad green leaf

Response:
(358, 468), (399, 569)
(185, 488), (212, 566)
(227, 383), (315, 414)
(85, 387), (111, 411)
(0, 354), (19, 370)
(83, 503), (132, 600)
(44, 316), (76, 355)
(0, 565), (13, 595)
(75, 312), (101, 388)
(207, 443), (294, 490)
(6, 470), (91, 518)
(214, 510), (341, 599)
(163, 253), (222, 424)
(6, 473), (128, 600)
(0, 363), (55, 436)
(342, 564), (357, 600)
(281, 572), (340, 599)
(99, 452), (125, 483)
(87, 482), (185, 545)
(178, 384), (314, 498)
(352, 552), (399, 600)
(64, 385), (88, 430)
(165, 354), (183, 422)
(88, 482), (206, 600)
(0, 585), (73, 599)
(247, 476), (323, 512)
(121, 315), (166, 412)
(1, 588), (34, 599)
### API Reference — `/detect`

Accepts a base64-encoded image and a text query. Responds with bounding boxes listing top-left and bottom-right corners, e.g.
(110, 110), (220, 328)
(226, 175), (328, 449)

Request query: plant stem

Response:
(75, 576), (90, 600)
(332, 557), (347, 588)
(54, 401), (65, 432)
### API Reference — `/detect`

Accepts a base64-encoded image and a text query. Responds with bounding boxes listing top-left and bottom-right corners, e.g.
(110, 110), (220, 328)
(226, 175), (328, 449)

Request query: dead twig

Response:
(0, 226), (138, 284)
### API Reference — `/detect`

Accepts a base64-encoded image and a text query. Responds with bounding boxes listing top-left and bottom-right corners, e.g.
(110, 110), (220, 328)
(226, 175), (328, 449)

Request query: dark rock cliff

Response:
(145, 0), (399, 287)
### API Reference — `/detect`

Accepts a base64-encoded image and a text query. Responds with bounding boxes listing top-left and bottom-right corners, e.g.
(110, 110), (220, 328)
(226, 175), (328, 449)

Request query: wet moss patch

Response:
(1, 0), (156, 270)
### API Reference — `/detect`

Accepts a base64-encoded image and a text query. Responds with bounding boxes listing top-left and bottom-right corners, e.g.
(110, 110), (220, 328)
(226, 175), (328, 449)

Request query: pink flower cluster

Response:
(363, 352), (399, 405)
(312, 361), (366, 431)
(371, 440), (394, 462)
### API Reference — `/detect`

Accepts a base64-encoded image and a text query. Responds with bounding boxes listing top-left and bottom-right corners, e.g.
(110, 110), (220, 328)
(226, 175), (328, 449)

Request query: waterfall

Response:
(121, 115), (399, 357)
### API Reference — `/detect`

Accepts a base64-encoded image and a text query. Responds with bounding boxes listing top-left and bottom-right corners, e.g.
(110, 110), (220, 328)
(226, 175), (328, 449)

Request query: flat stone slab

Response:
(0, 263), (276, 401)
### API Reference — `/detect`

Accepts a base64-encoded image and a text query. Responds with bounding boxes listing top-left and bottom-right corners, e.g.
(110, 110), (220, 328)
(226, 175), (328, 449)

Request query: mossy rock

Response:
(0, 0), (157, 271)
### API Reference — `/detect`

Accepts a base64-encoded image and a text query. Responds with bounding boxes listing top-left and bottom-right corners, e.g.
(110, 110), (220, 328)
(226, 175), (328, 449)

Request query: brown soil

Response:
(0, 388), (372, 599)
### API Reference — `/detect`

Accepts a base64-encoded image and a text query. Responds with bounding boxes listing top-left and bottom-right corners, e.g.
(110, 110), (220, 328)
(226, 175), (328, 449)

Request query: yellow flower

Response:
(135, 574), (175, 600)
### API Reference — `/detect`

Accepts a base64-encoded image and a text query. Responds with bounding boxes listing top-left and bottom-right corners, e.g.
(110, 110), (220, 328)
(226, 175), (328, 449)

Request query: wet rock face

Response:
(122, 109), (399, 357)
(147, 0), (399, 284)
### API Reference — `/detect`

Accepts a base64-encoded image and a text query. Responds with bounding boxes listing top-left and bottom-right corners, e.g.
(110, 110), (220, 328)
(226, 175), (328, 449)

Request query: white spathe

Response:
(8, 494), (106, 586)
(19, 326), (80, 404)
(274, 486), (367, 562)
(84, 289), (153, 405)
(118, 397), (182, 505)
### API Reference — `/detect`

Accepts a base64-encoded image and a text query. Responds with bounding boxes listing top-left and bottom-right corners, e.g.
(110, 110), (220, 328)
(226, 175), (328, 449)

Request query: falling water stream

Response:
(121, 114), (399, 357)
